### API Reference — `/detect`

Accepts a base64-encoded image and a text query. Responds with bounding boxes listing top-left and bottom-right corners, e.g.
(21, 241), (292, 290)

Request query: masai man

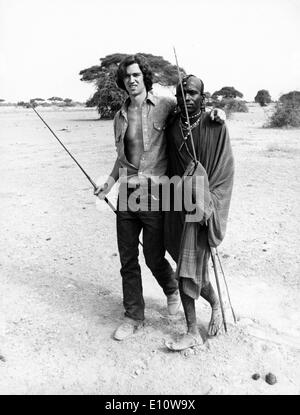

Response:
(164, 75), (234, 351)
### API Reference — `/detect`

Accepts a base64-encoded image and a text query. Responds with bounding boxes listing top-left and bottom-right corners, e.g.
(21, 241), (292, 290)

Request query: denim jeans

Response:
(116, 199), (178, 321)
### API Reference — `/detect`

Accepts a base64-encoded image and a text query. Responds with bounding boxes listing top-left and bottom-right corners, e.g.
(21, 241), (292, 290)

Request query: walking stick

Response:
(172, 47), (228, 333)
(30, 106), (146, 247)
(215, 248), (237, 324)
(210, 247), (228, 333)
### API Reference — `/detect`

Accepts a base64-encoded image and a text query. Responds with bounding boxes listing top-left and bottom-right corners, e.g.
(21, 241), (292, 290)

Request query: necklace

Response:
(178, 113), (202, 153)
(180, 109), (202, 120)
(179, 115), (201, 140)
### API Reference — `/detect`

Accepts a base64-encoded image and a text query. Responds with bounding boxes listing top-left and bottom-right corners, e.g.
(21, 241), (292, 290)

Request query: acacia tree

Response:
(84, 67), (127, 118)
(255, 90), (271, 106)
(48, 97), (64, 102)
(212, 86), (243, 99)
(79, 53), (185, 119)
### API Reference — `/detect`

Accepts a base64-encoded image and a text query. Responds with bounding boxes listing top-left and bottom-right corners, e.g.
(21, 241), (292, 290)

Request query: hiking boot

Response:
(113, 317), (143, 341)
(167, 290), (181, 315)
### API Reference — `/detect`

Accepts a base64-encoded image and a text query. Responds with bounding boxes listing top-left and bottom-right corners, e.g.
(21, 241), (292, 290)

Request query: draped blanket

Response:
(164, 112), (234, 299)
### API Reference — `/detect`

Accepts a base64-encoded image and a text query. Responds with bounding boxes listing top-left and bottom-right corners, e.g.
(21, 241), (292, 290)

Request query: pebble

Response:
(252, 373), (260, 380)
(182, 349), (193, 357)
(0, 355), (6, 362)
(265, 372), (277, 385)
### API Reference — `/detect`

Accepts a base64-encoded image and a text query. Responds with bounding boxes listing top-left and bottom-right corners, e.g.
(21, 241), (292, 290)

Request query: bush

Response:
(267, 102), (300, 127)
(212, 98), (248, 115)
(225, 99), (248, 113)
(279, 91), (300, 106)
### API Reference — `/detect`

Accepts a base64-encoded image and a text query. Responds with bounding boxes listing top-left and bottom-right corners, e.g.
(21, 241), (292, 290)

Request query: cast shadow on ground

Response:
(144, 296), (210, 344)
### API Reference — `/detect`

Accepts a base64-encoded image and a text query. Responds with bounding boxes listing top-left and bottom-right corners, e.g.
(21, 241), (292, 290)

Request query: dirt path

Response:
(0, 105), (299, 394)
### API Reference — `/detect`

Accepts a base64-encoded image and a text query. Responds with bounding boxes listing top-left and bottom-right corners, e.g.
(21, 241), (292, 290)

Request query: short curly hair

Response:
(116, 54), (153, 93)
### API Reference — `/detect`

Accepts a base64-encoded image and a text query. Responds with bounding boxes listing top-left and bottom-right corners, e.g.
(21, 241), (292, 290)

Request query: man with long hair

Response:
(95, 54), (180, 340)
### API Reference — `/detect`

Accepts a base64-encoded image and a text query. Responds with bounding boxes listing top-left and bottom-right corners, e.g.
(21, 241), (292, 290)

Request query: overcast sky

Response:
(1, 0), (299, 102)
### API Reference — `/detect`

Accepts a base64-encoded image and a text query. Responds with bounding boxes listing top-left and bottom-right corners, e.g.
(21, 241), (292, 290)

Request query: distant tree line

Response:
(16, 97), (83, 108)
(79, 53), (255, 119)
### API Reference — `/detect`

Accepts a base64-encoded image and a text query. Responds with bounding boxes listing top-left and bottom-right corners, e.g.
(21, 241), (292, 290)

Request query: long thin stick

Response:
(31, 106), (146, 248)
(173, 47), (197, 163)
(30, 105), (116, 213)
(210, 247), (228, 333)
(215, 248), (237, 324)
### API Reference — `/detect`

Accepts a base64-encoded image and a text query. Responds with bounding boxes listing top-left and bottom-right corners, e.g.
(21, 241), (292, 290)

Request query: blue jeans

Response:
(116, 204), (177, 321)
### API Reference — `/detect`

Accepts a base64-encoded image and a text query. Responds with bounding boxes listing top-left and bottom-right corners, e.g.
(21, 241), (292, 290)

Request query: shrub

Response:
(279, 91), (300, 106)
(225, 99), (248, 113)
(266, 91), (300, 127)
(212, 98), (248, 115)
(267, 102), (300, 127)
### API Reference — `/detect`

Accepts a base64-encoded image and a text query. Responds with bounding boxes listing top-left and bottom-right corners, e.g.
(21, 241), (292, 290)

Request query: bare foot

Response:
(207, 306), (223, 336)
(165, 333), (203, 351)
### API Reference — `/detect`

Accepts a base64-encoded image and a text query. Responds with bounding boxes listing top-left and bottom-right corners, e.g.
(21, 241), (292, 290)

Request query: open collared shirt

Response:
(113, 92), (176, 181)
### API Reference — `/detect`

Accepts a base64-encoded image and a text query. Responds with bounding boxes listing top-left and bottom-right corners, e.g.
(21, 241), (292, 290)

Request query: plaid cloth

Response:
(165, 112), (234, 298)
